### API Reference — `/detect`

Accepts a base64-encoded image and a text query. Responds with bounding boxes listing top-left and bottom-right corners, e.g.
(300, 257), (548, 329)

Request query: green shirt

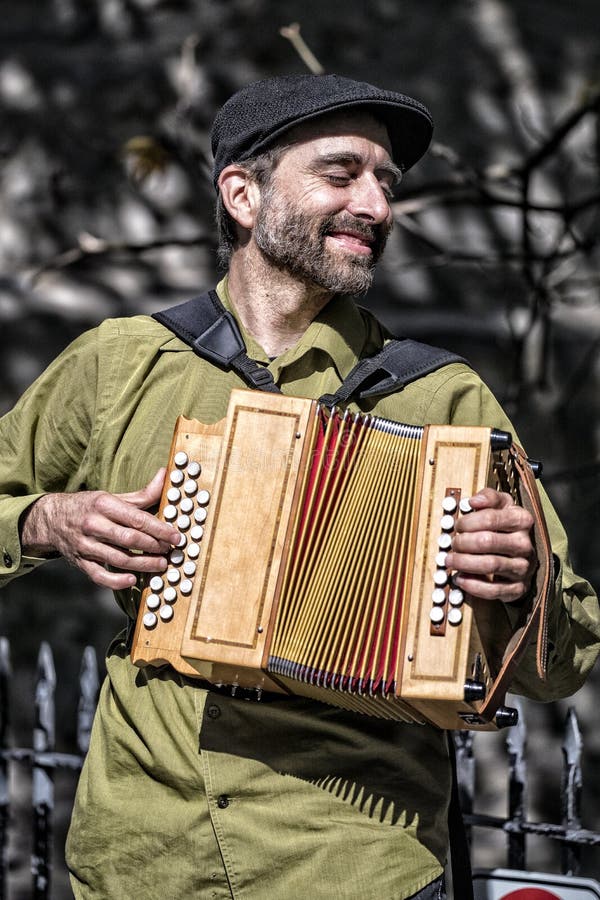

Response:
(0, 280), (598, 898)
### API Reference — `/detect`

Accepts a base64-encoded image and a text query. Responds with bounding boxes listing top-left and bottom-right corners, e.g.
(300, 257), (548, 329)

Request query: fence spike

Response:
(505, 697), (526, 870)
(32, 642), (56, 899)
(561, 706), (583, 876)
(77, 647), (99, 755)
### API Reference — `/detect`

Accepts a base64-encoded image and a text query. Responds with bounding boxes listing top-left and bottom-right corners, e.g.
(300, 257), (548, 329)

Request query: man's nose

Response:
(346, 175), (391, 225)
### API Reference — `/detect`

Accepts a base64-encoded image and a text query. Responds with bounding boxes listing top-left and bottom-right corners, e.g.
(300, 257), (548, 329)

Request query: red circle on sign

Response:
(501, 890), (562, 900)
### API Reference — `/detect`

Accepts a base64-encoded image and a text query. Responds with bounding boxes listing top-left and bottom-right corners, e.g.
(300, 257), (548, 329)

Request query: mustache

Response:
(319, 214), (392, 258)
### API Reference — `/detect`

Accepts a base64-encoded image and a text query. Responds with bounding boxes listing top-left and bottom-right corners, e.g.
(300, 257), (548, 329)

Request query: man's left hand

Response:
(444, 487), (536, 604)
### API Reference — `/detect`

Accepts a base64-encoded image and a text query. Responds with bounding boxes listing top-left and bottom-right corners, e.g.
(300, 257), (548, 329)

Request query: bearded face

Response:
(253, 179), (392, 296)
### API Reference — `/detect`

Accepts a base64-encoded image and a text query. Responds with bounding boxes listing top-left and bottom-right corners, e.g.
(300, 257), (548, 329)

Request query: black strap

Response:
(153, 290), (467, 405)
(153, 291), (280, 393)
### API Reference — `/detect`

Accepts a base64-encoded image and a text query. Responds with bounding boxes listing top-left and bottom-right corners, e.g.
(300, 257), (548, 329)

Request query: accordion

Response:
(131, 389), (552, 730)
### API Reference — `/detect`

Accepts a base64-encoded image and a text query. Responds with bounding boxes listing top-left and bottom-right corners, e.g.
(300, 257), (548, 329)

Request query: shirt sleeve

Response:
(0, 328), (100, 587)
(424, 367), (600, 701)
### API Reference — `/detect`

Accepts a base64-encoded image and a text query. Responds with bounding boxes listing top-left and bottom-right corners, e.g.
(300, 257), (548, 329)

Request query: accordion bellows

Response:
(132, 390), (551, 730)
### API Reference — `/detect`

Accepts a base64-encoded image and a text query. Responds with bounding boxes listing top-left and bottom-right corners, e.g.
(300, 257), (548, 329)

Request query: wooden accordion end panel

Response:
(132, 389), (541, 731)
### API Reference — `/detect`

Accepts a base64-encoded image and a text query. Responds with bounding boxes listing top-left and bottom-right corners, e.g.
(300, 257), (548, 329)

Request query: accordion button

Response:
(146, 593), (161, 611)
(174, 451), (188, 468)
(190, 525), (204, 541)
(180, 579), (193, 595)
(170, 469), (184, 486)
(448, 588), (464, 606)
(433, 570), (448, 587)
(177, 515), (191, 531)
(459, 498), (473, 514)
(448, 608), (463, 626)
(176, 533), (187, 548)
(440, 514), (455, 531)
(167, 487), (181, 503)
(435, 551), (448, 568)
(164, 587), (177, 603)
(194, 508), (207, 524)
(187, 461), (201, 478)
(170, 548), (185, 565)
(149, 576), (164, 592)
(187, 543), (200, 559)
(442, 496), (458, 513)
(143, 612), (157, 629)
(197, 489), (210, 506)
(183, 561), (196, 577)
(163, 505), (178, 521)
(438, 534), (452, 550)
(184, 479), (197, 496)
(430, 607), (445, 624)
(432, 588), (446, 605)
(180, 498), (194, 514)
(166, 568), (180, 584)
(159, 605), (174, 622)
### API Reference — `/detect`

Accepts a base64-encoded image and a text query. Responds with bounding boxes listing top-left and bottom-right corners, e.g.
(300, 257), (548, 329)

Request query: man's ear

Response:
(218, 165), (261, 231)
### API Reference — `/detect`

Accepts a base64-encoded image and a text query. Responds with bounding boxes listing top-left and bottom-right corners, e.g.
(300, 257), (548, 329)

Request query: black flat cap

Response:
(211, 73), (433, 186)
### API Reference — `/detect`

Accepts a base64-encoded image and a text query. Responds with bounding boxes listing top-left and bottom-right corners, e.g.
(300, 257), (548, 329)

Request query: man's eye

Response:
(326, 174), (351, 185)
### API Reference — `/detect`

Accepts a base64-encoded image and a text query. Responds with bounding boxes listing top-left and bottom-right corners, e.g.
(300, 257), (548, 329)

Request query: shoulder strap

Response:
(152, 291), (280, 393)
(152, 291), (468, 403)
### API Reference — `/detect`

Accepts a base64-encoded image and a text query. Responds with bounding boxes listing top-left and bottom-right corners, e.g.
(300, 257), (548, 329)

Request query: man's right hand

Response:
(20, 469), (182, 590)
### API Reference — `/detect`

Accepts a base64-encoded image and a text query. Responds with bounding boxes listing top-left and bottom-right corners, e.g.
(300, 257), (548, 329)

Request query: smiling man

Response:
(1, 74), (598, 900)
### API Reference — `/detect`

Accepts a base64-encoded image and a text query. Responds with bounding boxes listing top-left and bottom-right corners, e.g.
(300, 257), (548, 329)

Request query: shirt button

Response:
(3, 552), (13, 568)
(207, 704), (221, 719)
(217, 795), (229, 809)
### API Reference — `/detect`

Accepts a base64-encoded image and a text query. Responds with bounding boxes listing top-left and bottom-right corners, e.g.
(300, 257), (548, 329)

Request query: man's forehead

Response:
(276, 110), (393, 160)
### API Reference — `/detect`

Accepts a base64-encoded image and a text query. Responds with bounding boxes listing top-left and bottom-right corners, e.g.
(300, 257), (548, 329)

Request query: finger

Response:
(119, 468), (167, 508)
(449, 550), (533, 582)
(454, 504), (534, 536)
(450, 572), (531, 604)
(77, 559), (139, 590)
(448, 528), (534, 561)
(464, 487), (514, 511)
(89, 494), (181, 547)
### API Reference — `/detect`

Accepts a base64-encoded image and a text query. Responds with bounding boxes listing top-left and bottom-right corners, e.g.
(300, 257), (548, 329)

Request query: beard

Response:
(253, 189), (392, 295)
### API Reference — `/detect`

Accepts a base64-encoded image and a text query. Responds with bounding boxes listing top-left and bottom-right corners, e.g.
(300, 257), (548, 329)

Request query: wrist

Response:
(20, 495), (61, 558)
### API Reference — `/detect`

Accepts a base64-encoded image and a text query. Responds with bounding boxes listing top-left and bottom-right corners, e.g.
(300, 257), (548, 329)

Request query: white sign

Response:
(473, 868), (600, 900)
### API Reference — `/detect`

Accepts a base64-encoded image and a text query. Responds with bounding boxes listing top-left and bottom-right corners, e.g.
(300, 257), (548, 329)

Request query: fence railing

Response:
(1, 639), (599, 897)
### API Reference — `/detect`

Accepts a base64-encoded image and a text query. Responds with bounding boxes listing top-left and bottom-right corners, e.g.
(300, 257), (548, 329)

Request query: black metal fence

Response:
(1, 638), (599, 898)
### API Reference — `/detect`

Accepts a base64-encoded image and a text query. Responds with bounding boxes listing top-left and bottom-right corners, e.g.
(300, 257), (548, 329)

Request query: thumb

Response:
(119, 468), (167, 508)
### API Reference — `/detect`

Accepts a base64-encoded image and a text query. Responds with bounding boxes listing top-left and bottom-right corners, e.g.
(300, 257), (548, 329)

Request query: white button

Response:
(187, 543), (200, 559)
(197, 489), (210, 505)
(170, 548), (184, 565)
(146, 593), (161, 610)
(190, 525), (204, 541)
(143, 612), (157, 629)
(430, 607), (445, 624)
(438, 534), (452, 550)
(448, 608), (463, 626)
(184, 479), (197, 496)
(149, 576), (164, 592)
(163, 504), (178, 521)
(174, 451), (188, 468)
(433, 570), (448, 587)
(431, 588), (446, 605)
(187, 461), (201, 478)
(164, 586), (177, 603)
(159, 605), (174, 622)
(180, 579), (193, 595)
(166, 568), (180, 584)
(459, 498), (473, 514)
(194, 508), (207, 524)
(176, 533), (187, 548)
(177, 515), (191, 531)
(180, 498), (194, 514)
(167, 487), (181, 503)
(441, 514), (455, 531)
(183, 561), (196, 577)
(435, 551), (448, 568)
(442, 496), (458, 513)
(170, 469), (184, 486)
(448, 588), (464, 606)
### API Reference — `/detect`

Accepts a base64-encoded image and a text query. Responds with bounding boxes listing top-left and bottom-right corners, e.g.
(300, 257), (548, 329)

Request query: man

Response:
(0, 74), (598, 899)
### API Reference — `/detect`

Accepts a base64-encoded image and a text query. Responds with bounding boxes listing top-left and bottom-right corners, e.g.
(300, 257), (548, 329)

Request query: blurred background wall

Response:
(1, 0), (599, 893)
